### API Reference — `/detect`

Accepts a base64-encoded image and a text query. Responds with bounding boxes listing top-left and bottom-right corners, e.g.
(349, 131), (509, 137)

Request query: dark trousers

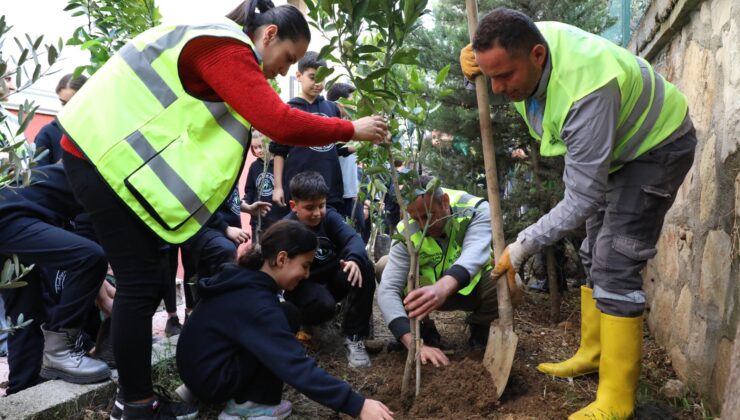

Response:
(285, 267), (375, 337)
(183, 227), (237, 279)
(0, 217), (106, 394)
(64, 153), (169, 402)
(183, 302), (299, 405)
(580, 129), (697, 317)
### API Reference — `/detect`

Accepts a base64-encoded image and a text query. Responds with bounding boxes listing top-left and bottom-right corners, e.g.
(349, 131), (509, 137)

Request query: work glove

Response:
(459, 43), (482, 80)
(491, 240), (530, 306)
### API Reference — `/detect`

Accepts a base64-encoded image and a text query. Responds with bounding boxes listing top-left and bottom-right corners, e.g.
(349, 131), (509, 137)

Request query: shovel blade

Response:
(483, 321), (518, 400)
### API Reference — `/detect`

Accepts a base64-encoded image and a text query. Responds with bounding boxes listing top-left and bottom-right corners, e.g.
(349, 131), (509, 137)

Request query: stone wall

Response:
(628, 0), (740, 412)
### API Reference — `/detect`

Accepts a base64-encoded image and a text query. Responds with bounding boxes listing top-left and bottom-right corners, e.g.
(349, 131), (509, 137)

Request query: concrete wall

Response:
(628, 0), (740, 412)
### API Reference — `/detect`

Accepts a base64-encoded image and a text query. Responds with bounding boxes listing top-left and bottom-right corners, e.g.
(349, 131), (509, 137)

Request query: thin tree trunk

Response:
(545, 246), (561, 323)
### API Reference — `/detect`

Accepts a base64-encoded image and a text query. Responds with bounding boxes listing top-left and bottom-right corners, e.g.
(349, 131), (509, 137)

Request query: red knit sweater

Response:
(61, 36), (354, 159)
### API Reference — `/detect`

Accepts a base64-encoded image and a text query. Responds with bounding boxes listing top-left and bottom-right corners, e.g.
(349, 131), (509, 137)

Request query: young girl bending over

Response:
(176, 220), (393, 420)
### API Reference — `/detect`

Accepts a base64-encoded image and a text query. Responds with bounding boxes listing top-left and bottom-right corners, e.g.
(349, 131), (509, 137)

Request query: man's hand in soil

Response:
(400, 333), (450, 367)
(359, 399), (394, 420)
(340, 259), (362, 287)
(403, 275), (458, 320)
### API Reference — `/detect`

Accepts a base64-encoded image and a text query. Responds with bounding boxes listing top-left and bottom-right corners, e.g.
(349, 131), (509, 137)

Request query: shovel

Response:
(465, 0), (518, 400)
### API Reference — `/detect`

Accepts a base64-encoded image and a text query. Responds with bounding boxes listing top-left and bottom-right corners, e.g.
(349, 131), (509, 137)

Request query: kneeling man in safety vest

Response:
(377, 175), (498, 367)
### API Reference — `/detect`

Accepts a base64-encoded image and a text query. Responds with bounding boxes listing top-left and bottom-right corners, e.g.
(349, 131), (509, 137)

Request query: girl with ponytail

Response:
(59, 0), (390, 417)
(177, 221), (394, 420)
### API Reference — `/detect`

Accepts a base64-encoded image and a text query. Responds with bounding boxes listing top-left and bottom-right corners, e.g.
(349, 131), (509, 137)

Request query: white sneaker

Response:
(218, 399), (292, 420)
(344, 335), (371, 368)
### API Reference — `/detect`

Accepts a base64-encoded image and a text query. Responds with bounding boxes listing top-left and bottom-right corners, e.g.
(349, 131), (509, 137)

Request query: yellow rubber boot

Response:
(537, 286), (600, 378)
(569, 313), (643, 420)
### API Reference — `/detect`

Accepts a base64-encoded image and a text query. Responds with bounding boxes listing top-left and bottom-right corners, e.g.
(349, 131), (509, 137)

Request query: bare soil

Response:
(82, 284), (710, 419)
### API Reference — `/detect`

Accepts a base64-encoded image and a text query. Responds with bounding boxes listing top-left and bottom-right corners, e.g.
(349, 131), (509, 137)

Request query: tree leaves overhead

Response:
(64, 0), (161, 76)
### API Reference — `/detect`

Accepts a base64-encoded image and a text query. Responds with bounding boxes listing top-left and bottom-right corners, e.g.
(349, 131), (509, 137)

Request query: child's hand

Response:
(245, 201), (272, 216)
(226, 226), (250, 244)
(352, 116), (388, 144)
(272, 187), (286, 207)
(340, 259), (362, 287)
(359, 399), (394, 420)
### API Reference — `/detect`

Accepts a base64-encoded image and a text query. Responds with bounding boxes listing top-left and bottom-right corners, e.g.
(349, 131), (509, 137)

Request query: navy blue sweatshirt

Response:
(243, 157), (285, 230)
(205, 187), (242, 232)
(176, 265), (365, 416)
(285, 207), (370, 283)
(270, 96), (350, 211)
(33, 120), (64, 166)
(0, 164), (83, 226)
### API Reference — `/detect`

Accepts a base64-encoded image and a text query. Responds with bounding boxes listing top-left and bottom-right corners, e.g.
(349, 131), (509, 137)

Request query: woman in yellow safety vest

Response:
(58, 1), (390, 418)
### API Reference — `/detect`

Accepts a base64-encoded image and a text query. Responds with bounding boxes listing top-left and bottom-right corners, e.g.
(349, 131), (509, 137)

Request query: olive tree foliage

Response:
(65, 0), (161, 76)
(303, 0), (451, 395)
(411, 0), (614, 241)
(0, 15), (64, 332)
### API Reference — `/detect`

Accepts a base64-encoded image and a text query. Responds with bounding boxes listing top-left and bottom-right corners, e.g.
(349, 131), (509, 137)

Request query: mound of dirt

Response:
(360, 353), (500, 419)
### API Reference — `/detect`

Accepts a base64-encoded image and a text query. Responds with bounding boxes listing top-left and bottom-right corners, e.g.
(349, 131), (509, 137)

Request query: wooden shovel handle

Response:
(465, 0), (513, 329)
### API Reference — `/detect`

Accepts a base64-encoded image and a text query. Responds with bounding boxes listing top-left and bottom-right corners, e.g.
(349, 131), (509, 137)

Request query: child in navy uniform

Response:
(176, 220), (393, 420)
(283, 171), (375, 368)
(0, 164), (110, 394)
(270, 51), (354, 214)
(243, 130), (283, 239)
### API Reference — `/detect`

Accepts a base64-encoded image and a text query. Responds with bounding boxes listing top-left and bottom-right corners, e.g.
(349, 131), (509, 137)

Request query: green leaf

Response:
(314, 66), (334, 83)
(435, 63), (451, 86)
(17, 48), (28, 66)
(1, 259), (12, 283)
(316, 44), (333, 62)
(31, 63), (41, 82)
(365, 67), (389, 81)
(353, 44), (382, 55)
(47, 45), (58, 66)
(390, 48), (418, 65)
(372, 178), (388, 194)
(391, 233), (406, 243)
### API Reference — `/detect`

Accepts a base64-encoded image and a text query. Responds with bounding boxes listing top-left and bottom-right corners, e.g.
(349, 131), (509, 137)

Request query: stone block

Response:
(670, 345), (689, 381)
(710, 0), (732, 37)
(711, 338), (734, 410)
(672, 286), (694, 348)
(720, 19), (740, 161)
(736, 172), (740, 218)
(699, 230), (733, 318)
(682, 41), (716, 135)
(699, 133), (718, 223)
(687, 316), (710, 388)
(647, 284), (676, 343)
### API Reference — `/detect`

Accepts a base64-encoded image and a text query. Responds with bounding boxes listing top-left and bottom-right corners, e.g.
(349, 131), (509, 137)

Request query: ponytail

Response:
(226, 0), (310, 43)
(238, 220), (317, 269)
(240, 247), (265, 270)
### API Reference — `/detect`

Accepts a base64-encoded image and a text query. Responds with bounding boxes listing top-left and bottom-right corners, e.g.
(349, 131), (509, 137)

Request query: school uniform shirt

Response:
(33, 120), (64, 166)
(269, 96), (351, 211)
(243, 157), (285, 230)
(177, 265), (365, 417)
(284, 207), (369, 283)
(204, 186), (242, 232)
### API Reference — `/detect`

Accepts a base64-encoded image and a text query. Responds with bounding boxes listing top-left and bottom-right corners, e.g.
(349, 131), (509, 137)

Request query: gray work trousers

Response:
(581, 127), (697, 317)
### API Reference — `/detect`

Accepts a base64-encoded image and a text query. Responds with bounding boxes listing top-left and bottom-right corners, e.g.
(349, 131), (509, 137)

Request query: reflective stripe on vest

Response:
(512, 22), (687, 172)
(58, 20), (256, 243)
(397, 189), (491, 296)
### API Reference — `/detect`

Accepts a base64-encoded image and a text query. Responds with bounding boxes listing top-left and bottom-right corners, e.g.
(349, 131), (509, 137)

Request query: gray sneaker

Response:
(344, 335), (371, 368)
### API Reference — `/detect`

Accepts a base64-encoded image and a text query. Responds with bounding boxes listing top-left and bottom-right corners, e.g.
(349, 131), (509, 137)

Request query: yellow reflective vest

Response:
(397, 189), (491, 296)
(58, 19), (256, 243)
(513, 22), (688, 172)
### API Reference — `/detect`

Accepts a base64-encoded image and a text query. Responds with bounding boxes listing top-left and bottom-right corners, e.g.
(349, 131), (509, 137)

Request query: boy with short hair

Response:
(283, 171), (375, 368)
(270, 52), (353, 214)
